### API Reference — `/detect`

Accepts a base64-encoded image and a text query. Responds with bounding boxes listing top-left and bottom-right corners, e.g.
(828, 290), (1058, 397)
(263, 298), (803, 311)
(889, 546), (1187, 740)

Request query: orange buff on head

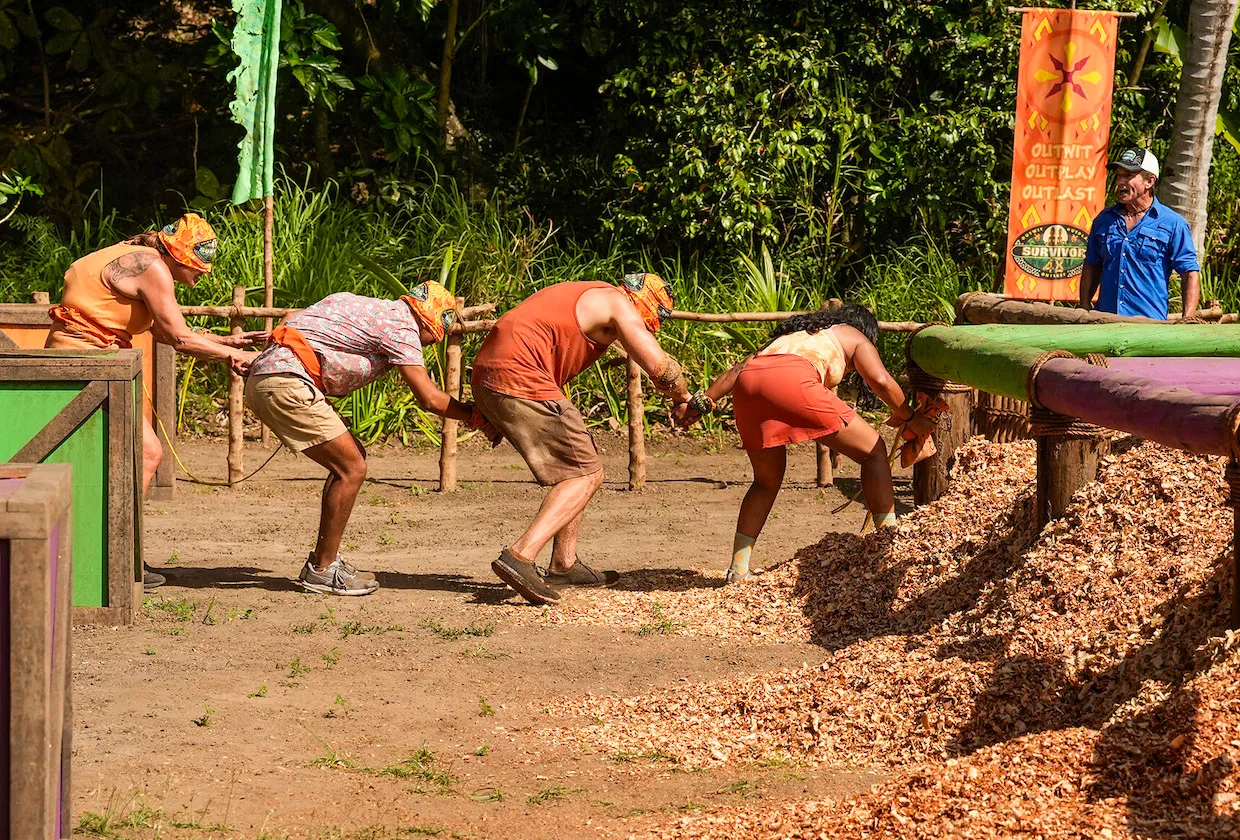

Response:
(621, 272), (673, 333)
(158, 213), (217, 273)
(401, 281), (457, 344)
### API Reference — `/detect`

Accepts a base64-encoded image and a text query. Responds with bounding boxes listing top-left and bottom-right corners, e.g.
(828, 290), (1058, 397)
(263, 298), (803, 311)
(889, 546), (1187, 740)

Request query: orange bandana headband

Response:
(621, 273), (673, 333)
(401, 281), (457, 344)
(158, 213), (217, 273)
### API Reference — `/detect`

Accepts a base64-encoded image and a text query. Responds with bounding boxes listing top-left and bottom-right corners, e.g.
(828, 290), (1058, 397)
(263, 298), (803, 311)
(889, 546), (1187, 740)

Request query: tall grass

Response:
(1, 178), (996, 443)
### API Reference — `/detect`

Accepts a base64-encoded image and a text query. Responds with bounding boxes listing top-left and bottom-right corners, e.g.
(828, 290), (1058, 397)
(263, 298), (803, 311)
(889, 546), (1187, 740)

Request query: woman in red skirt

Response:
(675, 304), (934, 583)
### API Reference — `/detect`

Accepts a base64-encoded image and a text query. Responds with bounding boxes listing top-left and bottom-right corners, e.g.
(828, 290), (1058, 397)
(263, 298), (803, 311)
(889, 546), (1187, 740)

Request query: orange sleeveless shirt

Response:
(471, 281), (612, 400)
(46, 243), (156, 350)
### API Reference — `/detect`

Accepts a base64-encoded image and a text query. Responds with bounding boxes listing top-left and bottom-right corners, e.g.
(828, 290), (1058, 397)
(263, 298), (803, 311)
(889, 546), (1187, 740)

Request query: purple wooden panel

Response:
(50, 522), (62, 839)
(1107, 357), (1240, 396)
(0, 538), (8, 831)
(1036, 359), (1240, 455)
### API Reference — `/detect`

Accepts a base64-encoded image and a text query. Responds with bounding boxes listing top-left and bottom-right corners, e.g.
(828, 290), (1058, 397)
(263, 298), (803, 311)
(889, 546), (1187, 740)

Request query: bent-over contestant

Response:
(471, 274), (692, 605)
(245, 282), (494, 596)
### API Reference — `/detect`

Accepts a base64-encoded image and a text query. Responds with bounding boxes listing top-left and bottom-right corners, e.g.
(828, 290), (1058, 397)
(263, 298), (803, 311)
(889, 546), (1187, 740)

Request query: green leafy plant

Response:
(358, 69), (438, 161)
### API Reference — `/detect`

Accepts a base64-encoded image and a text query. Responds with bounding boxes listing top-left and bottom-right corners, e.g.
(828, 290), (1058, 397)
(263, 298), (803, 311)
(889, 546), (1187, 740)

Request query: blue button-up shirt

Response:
(1083, 198), (1199, 320)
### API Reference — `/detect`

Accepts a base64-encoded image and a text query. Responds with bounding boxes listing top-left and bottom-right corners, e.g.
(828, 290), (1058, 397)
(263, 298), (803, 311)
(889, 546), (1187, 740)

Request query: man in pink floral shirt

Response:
(246, 282), (493, 596)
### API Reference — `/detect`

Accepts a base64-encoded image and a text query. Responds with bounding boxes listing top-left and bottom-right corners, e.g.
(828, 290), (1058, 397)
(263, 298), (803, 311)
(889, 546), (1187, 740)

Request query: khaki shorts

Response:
(244, 373), (348, 452)
(473, 384), (602, 486)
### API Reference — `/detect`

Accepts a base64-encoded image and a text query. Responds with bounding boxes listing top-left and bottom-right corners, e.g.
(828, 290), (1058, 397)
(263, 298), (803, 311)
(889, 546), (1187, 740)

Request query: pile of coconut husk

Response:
(531, 438), (1240, 837)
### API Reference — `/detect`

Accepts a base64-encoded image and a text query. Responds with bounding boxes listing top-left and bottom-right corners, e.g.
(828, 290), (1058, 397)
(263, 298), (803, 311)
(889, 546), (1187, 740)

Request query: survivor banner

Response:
(1004, 8), (1120, 301)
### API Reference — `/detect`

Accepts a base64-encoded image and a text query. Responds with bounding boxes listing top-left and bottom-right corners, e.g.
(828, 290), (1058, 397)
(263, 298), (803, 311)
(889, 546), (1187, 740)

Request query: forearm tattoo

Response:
(652, 355), (686, 395)
(107, 252), (157, 283)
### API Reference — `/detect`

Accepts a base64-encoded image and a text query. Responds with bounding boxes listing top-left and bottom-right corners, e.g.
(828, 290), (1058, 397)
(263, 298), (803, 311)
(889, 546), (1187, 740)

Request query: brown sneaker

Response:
(544, 560), (620, 588)
(491, 548), (561, 606)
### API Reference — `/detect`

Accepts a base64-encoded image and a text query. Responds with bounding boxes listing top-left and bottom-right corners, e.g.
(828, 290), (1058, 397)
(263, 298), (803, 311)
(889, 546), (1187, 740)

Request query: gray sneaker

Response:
(309, 553), (376, 582)
(298, 557), (379, 596)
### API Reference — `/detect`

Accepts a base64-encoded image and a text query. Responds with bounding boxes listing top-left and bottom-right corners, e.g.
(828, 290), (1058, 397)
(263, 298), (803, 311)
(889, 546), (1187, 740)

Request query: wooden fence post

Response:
(627, 357), (646, 491)
(438, 297), (465, 493)
(1033, 420), (1108, 528)
(910, 371), (974, 506)
(227, 285), (245, 485)
(815, 440), (833, 486)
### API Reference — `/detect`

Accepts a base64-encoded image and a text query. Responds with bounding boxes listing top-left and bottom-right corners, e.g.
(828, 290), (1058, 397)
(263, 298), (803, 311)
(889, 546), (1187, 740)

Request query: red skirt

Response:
(733, 354), (857, 450)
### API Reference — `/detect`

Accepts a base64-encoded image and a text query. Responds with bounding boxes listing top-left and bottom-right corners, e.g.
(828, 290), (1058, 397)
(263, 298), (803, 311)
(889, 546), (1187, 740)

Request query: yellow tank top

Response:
(757, 327), (847, 387)
(47, 243), (156, 349)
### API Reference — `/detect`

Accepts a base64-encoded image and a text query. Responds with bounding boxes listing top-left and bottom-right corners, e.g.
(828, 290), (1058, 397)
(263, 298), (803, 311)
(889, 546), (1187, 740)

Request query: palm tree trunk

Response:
(1161, 0), (1239, 254)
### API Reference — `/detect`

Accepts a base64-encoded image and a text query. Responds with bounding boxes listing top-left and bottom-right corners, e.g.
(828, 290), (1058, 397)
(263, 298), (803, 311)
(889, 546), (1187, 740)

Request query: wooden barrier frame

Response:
(0, 350), (142, 624)
(1, 462), (73, 839)
(0, 304), (177, 501)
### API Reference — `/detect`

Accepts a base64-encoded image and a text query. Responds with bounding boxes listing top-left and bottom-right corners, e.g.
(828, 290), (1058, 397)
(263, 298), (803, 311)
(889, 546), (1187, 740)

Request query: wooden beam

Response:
(107, 379), (138, 623)
(0, 349), (143, 382)
(438, 298), (464, 493)
(10, 381), (108, 463)
(227, 286), (246, 485)
(151, 342), (176, 498)
(627, 358), (646, 491)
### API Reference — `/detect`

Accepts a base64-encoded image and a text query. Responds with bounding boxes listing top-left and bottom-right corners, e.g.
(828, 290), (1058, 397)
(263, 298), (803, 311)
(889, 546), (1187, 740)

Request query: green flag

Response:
(228, 0), (281, 204)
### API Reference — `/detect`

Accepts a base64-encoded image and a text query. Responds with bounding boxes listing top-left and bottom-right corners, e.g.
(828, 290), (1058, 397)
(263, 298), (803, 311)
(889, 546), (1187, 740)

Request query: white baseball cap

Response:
(1107, 146), (1159, 178)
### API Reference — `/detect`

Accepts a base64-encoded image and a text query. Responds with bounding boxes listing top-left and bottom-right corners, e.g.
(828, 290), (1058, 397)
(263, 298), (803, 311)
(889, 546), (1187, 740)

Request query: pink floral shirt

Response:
(249, 293), (425, 396)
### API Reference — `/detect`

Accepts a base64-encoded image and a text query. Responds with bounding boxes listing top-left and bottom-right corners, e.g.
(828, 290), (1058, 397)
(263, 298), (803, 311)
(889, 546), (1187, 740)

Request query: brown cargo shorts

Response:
(473, 384), (603, 486)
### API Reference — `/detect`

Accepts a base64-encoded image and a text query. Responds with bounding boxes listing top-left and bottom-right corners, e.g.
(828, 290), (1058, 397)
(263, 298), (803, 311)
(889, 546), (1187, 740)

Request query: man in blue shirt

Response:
(1079, 147), (1200, 320)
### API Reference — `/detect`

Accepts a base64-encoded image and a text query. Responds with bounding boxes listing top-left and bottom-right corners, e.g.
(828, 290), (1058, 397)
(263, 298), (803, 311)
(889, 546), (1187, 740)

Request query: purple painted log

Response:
(1106, 357), (1240, 396)
(1035, 358), (1240, 456)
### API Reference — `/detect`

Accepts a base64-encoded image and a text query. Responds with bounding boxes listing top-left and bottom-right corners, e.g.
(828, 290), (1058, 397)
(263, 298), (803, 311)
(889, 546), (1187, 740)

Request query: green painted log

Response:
(952, 324), (1240, 357)
(908, 327), (1048, 401)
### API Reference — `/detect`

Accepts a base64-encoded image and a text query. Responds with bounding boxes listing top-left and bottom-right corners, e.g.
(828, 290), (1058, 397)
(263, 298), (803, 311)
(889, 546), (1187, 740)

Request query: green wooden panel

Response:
(954, 324), (1240, 357)
(909, 328), (1047, 402)
(0, 383), (109, 607)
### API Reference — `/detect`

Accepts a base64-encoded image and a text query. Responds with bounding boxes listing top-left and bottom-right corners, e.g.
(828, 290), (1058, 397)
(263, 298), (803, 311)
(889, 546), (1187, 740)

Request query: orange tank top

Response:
(46, 243), (156, 349)
(472, 281), (612, 400)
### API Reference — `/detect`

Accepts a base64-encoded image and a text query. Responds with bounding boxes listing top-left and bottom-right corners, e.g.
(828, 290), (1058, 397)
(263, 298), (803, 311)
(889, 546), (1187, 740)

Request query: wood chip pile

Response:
(530, 438), (1240, 838)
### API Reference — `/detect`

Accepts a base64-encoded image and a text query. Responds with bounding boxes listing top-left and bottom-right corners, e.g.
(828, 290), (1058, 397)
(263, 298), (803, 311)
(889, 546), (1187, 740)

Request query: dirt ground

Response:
(72, 432), (908, 839)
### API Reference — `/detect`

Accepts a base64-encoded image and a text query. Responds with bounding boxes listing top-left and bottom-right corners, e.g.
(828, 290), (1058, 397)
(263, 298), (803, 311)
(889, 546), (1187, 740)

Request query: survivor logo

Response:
(1010, 224), (1087, 280)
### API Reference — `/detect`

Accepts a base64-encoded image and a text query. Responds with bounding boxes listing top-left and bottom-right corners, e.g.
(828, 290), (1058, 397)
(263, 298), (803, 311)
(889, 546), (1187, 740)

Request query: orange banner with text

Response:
(1004, 9), (1119, 301)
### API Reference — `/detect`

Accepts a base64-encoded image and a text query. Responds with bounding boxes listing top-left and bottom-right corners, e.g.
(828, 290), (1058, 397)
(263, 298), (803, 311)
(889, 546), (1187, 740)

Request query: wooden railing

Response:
(3, 292), (921, 493)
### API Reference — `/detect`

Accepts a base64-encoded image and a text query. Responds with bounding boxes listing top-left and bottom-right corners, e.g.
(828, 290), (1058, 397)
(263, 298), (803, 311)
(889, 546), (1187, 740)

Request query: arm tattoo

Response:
(652, 355), (686, 395)
(107, 252), (157, 283)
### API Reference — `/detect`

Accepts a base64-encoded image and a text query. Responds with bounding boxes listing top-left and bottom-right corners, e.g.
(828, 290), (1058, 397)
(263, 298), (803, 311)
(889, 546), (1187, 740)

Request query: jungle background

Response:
(0, 0), (1237, 441)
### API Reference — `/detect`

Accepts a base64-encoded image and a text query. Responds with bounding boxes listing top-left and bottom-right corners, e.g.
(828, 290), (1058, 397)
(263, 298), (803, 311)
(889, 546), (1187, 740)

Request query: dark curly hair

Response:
(769, 303), (879, 346)
(767, 303), (881, 408)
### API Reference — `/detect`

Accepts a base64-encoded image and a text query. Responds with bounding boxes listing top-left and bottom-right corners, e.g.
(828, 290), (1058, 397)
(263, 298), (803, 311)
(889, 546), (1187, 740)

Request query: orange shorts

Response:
(733, 354), (857, 450)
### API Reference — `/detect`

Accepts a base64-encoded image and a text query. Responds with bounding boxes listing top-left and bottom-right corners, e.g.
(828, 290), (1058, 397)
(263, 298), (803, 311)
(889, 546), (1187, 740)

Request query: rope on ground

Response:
(143, 382), (283, 486)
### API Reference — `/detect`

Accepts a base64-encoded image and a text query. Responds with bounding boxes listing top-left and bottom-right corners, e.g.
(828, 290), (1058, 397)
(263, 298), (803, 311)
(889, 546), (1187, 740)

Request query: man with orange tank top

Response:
(471, 274), (693, 605)
(46, 213), (265, 590)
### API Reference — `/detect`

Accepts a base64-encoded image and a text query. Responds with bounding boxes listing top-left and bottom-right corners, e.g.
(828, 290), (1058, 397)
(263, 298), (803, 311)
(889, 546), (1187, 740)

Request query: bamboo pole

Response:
(627, 357), (646, 491)
(227, 285), (245, 485)
(261, 194), (275, 445)
(438, 297), (465, 493)
(668, 309), (922, 331)
(176, 302), (496, 320)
